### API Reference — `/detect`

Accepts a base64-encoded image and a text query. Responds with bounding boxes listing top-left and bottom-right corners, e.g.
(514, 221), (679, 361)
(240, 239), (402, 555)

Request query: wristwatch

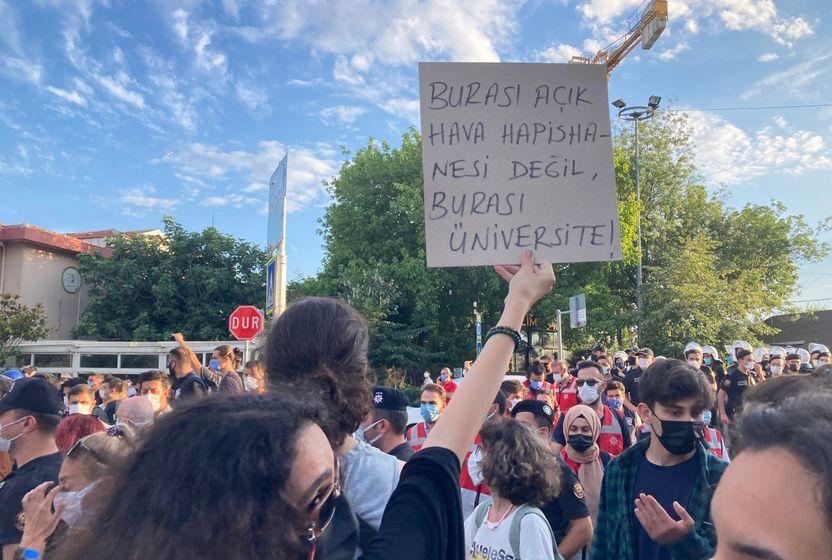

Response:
(13, 548), (39, 560)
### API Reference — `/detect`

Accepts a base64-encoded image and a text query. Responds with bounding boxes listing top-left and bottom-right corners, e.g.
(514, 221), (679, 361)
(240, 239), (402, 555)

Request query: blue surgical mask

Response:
(704, 357), (712, 365)
(607, 398), (622, 409)
(209, 359), (220, 372)
(420, 403), (440, 423)
(702, 410), (712, 425)
(439, 374), (447, 382)
(354, 419), (382, 446)
(530, 380), (543, 390)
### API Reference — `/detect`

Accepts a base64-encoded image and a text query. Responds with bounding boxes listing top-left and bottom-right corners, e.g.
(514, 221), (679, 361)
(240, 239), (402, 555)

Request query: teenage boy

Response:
(592, 359), (727, 560)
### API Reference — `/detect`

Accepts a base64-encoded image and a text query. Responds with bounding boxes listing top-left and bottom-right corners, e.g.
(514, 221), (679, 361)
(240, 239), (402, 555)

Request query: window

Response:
(33, 354), (71, 368)
(120, 354), (158, 369)
(80, 354), (118, 368)
(8, 354), (33, 368)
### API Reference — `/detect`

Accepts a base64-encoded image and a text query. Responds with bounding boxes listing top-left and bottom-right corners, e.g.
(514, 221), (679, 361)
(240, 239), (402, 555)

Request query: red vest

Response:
(598, 405), (625, 457)
(522, 379), (555, 396)
(702, 427), (728, 460)
(555, 377), (579, 412)
(405, 421), (430, 452)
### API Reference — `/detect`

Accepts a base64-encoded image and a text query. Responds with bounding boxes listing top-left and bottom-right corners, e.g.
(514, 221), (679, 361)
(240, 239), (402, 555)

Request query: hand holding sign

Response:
(419, 62), (622, 267)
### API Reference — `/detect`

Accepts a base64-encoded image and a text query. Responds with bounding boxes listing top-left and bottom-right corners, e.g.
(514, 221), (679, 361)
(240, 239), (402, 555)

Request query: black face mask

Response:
(788, 363), (800, 372)
(627, 356), (637, 366)
(651, 409), (702, 455)
(567, 434), (595, 452)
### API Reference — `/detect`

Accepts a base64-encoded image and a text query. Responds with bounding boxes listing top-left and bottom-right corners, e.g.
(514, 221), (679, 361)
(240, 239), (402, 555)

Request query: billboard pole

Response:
(266, 154), (289, 318)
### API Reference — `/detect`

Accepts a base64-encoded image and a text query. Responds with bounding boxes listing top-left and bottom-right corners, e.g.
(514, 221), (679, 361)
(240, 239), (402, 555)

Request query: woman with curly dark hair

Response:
(465, 419), (563, 560)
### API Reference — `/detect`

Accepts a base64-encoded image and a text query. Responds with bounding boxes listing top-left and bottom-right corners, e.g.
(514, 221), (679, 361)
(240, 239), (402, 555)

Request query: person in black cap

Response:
(356, 386), (414, 462)
(511, 399), (593, 559)
(0, 377), (63, 557)
(623, 347), (654, 414)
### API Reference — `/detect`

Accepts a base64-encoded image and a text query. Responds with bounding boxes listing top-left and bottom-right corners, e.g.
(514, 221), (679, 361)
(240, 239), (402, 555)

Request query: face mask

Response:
(704, 357), (712, 365)
(614, 359), (624, 368)
(578, 383), (600, 404)
(702, 410), (712, 425)
(567, 434), (594, 453)
(788, 363), (800, 372)
(637, 358), (650, 369)
(507, 398), (519, 411)
(243, 376), (261, 390)
(86, 380), (95, 388)
(209, 359), (221, 372)
(354, 419), (382, 446)
(651, 409), (701, 455)
(743, 361), (755, 372)
(53, 480), (99, 527)
(63, 395), (69, 406)
(627, 356), (636, 366)
(420, 403), (440, 423)
(607, 397), (622, 409)
(600, 366), (610, 375)
(812, 359), (821, 368)
(687, 359), (699, 368)
(770, 365), (783, 376)
(146, 393), (162, 412)
(68, 403), (92, 415)
(98, 389), (109, 400)
(0, 417), (26, 453)
(467, 446), (485, 486)
(530, 379), (543, 390)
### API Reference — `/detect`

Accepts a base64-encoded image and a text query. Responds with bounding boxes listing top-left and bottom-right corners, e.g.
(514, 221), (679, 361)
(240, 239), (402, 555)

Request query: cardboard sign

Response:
(419, 62), (622, 267)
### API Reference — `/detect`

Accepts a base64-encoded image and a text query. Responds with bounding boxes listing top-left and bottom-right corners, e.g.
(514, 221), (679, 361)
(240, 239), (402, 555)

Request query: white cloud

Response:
(170, 9), (229, 79)
(689, 112), (832, 186)
(0, 0), (22, 53)
(46, 85), (88, 106)
(158, 141), (339, 212)
(378, 98), (419, 124)
(94, 71), (145, 108)
(535, 43), (583, 63)
(658, 41), (689, 61)
(319, 105), (366, 125)
(119, 185), (180, 215)
(757, 52), (779, 62)
(202, 193), (259, 208)
(742, 52), (832, 99)
(0, 55), (44, 85)
(236, 82), (270, 112)
(221, 0), (242, 20)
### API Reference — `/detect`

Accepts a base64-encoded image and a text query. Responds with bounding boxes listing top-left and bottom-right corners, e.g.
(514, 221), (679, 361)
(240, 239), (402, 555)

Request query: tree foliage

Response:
(0, 293), (49, 364)
(291, 112), (829, 372)
(75, 217), (266, 341)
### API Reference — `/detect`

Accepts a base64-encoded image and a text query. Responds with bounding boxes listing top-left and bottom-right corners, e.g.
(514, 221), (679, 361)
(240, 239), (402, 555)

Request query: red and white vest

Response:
(459, 434), (491, 518)
(598, 405), (625, 457)
(405, 421), (430, 452)
(522, 379), (555, 397)
(555, 377), (579, 412)
(702, 427), (730, 462)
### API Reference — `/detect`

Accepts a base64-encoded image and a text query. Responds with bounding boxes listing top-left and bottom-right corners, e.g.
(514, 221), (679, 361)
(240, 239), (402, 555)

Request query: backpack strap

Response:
(508, 505), (560, 560)
(473, 501), (490, 531)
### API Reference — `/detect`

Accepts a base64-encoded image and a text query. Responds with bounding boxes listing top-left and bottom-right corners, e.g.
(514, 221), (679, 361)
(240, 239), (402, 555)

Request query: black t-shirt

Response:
(623, 367), (644, 405)
(539, 458), (591, 543)
(361, 447), (464, 560)
(172, 373), (208, 404)
(0, 452), (62, 546)
(722, 367), (753, 418)
(633, 453), (698, 560)
(389, 442), (415, 463)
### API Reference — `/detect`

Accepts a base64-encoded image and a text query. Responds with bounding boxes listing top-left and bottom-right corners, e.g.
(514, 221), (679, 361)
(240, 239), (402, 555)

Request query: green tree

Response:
(0, 293), (49, 364)
(75, 217), (266, 341)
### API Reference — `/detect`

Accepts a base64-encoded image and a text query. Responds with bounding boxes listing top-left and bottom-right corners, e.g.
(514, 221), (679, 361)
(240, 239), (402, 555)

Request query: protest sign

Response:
(419, 62), (622, 267)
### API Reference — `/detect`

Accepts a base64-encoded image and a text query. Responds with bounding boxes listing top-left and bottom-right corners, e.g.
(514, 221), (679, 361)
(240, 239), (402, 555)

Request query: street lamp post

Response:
(611, 96), (660, 345)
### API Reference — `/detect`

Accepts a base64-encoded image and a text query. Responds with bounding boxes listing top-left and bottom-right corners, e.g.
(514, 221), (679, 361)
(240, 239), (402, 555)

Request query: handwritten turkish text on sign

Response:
(419, 62), (622, 267)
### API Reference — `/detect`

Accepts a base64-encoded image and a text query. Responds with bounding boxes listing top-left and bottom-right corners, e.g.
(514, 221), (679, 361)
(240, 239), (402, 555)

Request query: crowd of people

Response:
(0, 250), (830, 560)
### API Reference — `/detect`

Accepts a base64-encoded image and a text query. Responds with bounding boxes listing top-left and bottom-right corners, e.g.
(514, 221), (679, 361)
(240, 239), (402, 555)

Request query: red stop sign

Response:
(228, 305), (264, 340)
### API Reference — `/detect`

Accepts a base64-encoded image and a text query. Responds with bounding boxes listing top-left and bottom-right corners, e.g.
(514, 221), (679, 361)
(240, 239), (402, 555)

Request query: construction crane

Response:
(570, 0), (668, 75)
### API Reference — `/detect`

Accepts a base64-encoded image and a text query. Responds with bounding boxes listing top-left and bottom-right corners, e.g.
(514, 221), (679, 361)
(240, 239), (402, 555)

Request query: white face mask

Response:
(637, 358), (650, 369)
(578, 382), (600, 404)
(467, 446), (485, 486)
(145, 393), (162, 412)
(0, 417), (27, 453)
(98, 389), (109, 400)
(743, 361), (756, 372)
(68, 403), (93, 415)
(53, 480), (100, 527)
(243, 376), (260, 391)
(354, 419), (382, 447)
(770, 365), (783, 376)
(687, 359), (700, 368)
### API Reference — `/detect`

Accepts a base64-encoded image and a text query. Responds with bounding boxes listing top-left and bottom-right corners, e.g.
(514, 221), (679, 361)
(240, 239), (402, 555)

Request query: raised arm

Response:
(422, 250), (555, 464)
(173, 332), (204, 373)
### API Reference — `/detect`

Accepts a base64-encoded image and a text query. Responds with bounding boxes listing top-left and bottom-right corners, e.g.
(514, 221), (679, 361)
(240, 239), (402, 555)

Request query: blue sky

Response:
(1, 0), (830, 309)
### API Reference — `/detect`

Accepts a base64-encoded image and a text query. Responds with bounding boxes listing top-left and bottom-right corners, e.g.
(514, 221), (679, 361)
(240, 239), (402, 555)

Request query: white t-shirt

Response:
(464, 505), (556, 560)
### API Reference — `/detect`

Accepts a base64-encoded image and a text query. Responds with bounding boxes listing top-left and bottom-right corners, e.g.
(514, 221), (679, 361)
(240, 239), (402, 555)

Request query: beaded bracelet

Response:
(484, 326), (522, 350)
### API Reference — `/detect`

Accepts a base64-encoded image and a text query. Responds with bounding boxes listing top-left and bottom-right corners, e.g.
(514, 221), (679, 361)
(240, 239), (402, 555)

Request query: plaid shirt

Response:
(591, 438), (728, 560)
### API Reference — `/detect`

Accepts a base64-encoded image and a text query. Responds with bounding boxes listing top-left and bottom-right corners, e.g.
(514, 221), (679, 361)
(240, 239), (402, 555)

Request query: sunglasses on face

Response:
(67, 438), (107, 465)
(576, 379), (599, 387)
(303, 459), (341, 546)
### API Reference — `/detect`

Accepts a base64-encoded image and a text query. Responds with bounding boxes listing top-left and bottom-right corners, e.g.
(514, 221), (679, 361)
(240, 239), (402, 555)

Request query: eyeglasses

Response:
(576, 379), (599, 387)
(67, 438), (108, 465)
(303, 458), (341, 547)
